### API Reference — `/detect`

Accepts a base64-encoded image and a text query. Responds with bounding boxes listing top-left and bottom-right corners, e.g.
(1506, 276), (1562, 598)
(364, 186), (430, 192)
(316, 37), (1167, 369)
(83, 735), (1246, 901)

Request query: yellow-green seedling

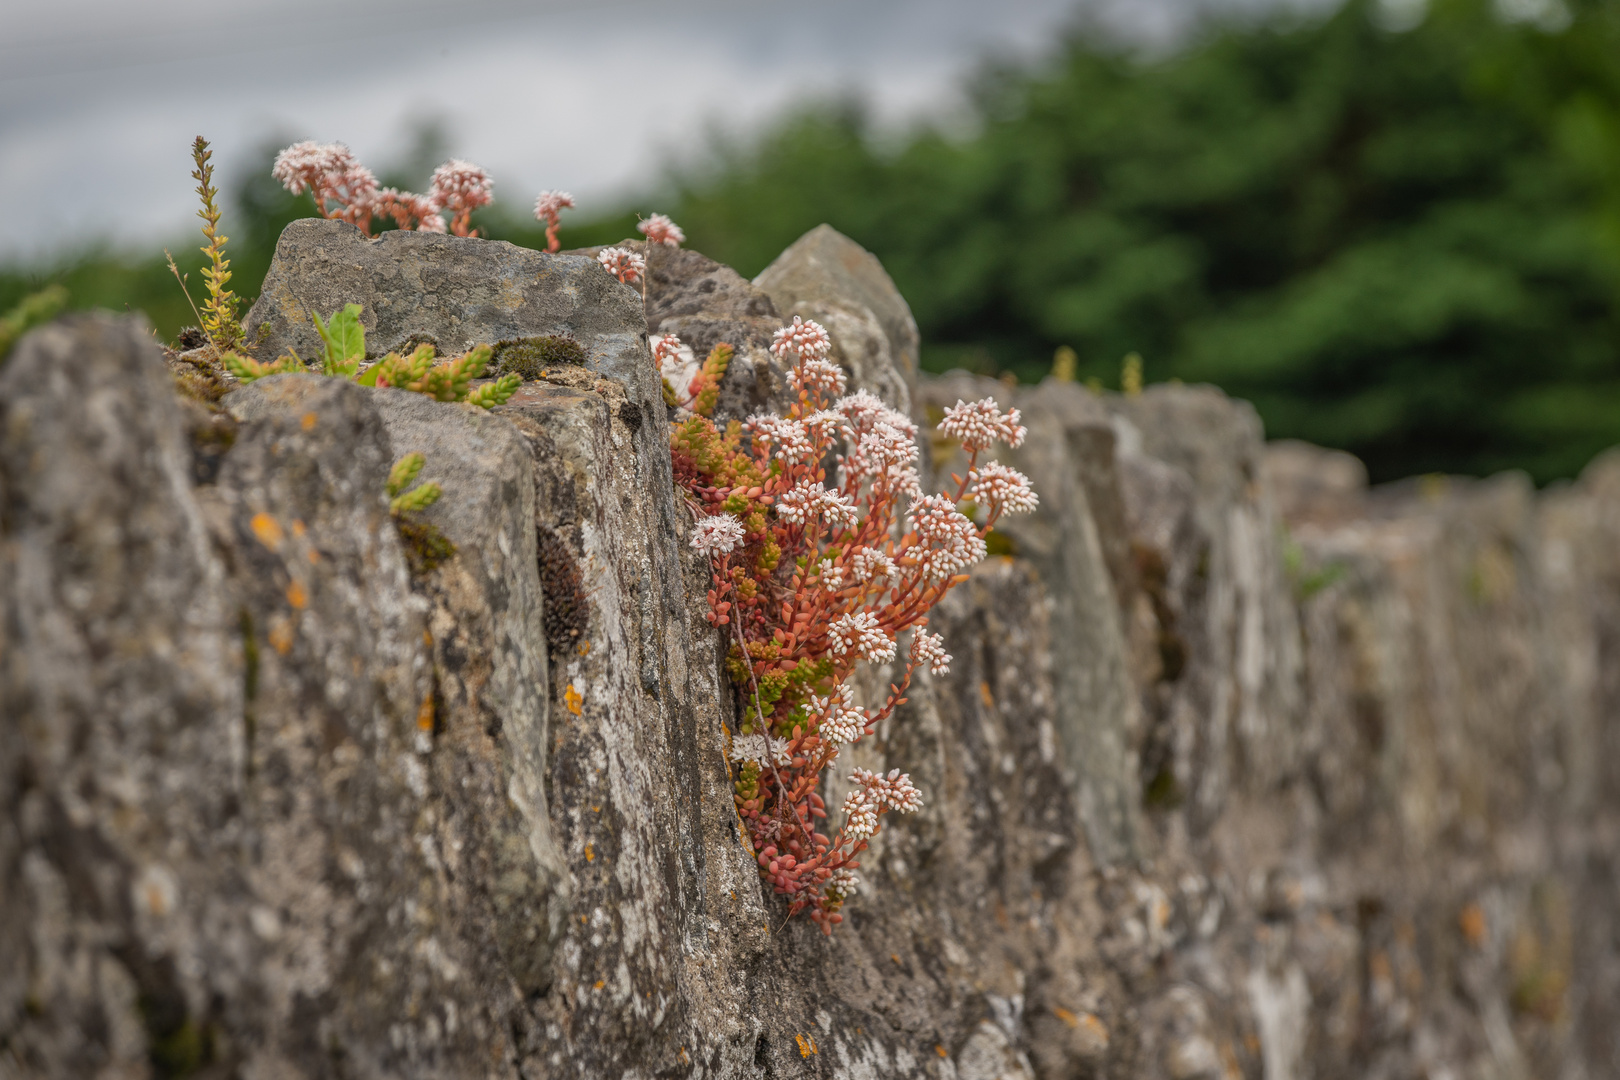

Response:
(387, 452), (442, 515)
(192, 136), (242, 351)
(223, 352), (306, 382)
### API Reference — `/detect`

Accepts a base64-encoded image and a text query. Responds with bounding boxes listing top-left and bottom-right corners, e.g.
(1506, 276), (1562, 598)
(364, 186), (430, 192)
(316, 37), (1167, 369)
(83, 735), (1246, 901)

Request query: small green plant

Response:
(191, 136), (242, 351)
(492, 335), (588, 380)
(1121, 351), (1143, 396)
(385, 451), (457, 575)
(0, 285), (69, 362)
(1051, 345), (1077, 383)
(312, 303), (366, 376)
(654, 336), (732, 416)
(387, 452), (442, 515)
(222, 304), (521, 409)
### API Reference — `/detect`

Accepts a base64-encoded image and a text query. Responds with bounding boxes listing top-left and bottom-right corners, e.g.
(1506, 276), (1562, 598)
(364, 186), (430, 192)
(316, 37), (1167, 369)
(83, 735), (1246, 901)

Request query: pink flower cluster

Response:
(533, 190), (575, 252)
(430, 159), (494, 237)
(597, 246), (645, 284)
(676, 313), (1036, 930)
(638, 213), (686, 247)
(841, 769), (925, 841)
(271, 140), (494, 238)
(940, 396), (1028, 453)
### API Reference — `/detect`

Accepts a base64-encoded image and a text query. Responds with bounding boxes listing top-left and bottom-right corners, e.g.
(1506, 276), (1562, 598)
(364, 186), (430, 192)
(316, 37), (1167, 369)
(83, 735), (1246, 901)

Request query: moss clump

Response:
(492, 335), (588, 381)
(395, 517), (457, 576)
(537, 526), (589, 654)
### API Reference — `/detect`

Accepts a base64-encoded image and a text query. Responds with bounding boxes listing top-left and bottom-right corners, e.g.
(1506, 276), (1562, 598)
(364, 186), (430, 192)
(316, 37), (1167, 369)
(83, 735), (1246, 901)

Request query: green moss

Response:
(395, 516), (457, 576)
(492, 335), (588, 380)
(537, 526), (590, 655)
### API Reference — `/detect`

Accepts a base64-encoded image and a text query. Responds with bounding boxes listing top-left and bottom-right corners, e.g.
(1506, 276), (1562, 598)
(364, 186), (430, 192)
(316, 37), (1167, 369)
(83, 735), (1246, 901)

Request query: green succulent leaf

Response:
(390, 481), (442, 515)
(387, 452), (426, 498)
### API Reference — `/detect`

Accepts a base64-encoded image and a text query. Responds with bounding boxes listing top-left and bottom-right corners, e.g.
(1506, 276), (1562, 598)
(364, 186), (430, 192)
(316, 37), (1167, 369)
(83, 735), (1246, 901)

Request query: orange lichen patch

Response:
(1053, 1006), (1079, 1028)
(268, 618), (295, 656)
(285, 580), (308, 610)
(979, 681), (995, 709)
(677, 1047), (690, 1066)
(291, 519), (307, 537)
(1080, 1013), (1109, 1047)
(593, 980), (605, 991)
(1460, 903), (1487, 948)
(584, 844), (594, 862)
(891, 953), (902, 965)
(578, 640), (591, 656)
(565, 684), (583, 715)
(250, 512), (284, 550)
(795, 1034), (818, 1058)
(415, 694), (434, 733)
(935, 1044), (948, 1059)
(306, 548), (321, 564)
(300, 411), (317, 431)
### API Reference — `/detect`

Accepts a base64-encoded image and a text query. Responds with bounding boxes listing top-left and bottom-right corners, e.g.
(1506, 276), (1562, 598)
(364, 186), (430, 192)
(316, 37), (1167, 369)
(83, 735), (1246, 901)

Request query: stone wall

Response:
(2, 220), (1615, 1078)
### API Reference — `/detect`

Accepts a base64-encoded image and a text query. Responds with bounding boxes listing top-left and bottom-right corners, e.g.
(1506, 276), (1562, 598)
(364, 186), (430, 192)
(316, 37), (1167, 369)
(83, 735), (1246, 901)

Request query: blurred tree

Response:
(657, 0), (1620, 482)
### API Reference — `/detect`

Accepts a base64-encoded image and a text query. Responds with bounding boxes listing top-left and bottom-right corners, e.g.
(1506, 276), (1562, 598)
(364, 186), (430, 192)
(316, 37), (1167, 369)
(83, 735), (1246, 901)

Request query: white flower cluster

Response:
(429, 159), (494, 210)
(827, 869), (861, 898)
(597, 246), (645, 284)
(776, 480), (859, 527)
(371, 188), (444, 232)
(841, 767), (924, 840)
(770, 315), (832, 363)
(940, 397), (1027, 453)
(837, 390), (917, 439)
(729, 733), (793, 766)
(790, 359), (848, 399)
(817, 559), (845, 589)
(909, 630), (952, 676)
(829, 611), (896, 663)
(533, 190), (574, 221)
(272, 140), (385, 229)
(810, 685), (866, 745)
(745, 415), (815, 464)
(637, 213), (685, 247)
(842, 788), (879, 840)
(849, 546), (896, 584)
(652, 332), (689, 373)
(691, 514), (746, 557)
(906, 494), (988, 581)
(835, 390), (922, 497)
(968, 462), (1039, 517)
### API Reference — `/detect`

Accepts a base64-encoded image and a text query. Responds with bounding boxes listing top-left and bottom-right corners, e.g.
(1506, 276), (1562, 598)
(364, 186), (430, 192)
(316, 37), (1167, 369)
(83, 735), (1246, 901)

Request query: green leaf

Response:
(355, 364), (381, 387)
(312, 303), (365, 377)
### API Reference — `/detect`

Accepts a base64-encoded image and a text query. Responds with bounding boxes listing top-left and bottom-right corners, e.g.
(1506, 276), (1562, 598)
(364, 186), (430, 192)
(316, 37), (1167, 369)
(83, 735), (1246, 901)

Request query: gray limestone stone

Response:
(756, 224), (922, 417)
(7, 229), (1620, 1080)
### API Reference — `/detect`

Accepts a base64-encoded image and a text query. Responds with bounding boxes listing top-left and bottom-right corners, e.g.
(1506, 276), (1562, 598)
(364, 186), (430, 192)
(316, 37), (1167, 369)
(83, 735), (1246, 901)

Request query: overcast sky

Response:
(0, 0), (1338, 263)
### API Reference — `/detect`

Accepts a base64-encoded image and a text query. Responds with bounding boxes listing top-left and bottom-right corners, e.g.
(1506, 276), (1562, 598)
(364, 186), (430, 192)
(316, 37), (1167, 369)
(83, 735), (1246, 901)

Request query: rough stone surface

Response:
(6, 233), (1620, 1080)
(242, 218), (651, 394)
(756, 224), (922, 417)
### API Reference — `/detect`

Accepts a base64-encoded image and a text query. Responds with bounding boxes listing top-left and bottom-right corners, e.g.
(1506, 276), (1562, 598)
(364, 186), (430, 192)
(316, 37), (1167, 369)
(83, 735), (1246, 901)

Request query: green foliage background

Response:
(5, 0), (1619, 482)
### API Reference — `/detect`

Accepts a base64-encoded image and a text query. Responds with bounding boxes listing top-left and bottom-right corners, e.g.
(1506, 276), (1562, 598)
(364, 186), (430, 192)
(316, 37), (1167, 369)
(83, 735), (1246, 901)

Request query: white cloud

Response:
(0, 0), (1339, 261)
